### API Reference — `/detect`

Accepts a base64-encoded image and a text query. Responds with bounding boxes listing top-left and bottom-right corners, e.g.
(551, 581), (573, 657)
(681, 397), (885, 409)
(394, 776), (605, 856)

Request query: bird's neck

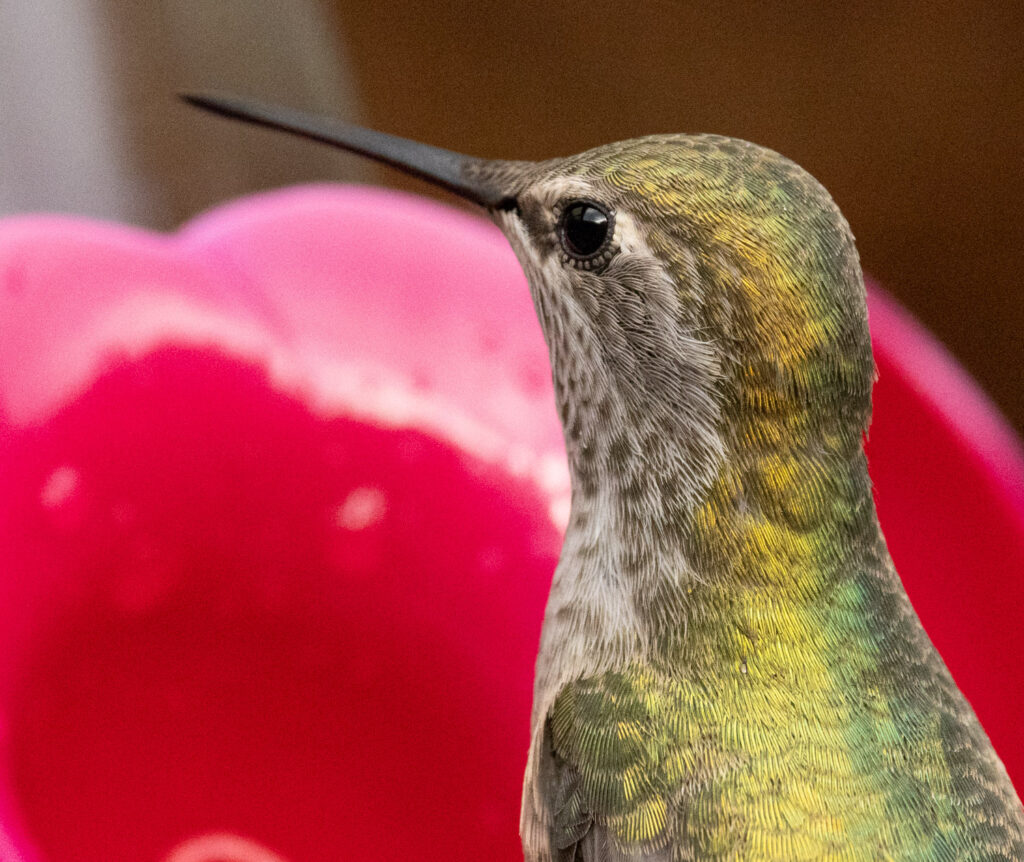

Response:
(675, 423), (890, 667)
(561, 405), (892, 665)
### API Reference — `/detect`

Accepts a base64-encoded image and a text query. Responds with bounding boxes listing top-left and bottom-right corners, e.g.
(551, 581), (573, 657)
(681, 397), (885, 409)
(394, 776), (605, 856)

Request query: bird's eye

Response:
(557, 200), (614, 266)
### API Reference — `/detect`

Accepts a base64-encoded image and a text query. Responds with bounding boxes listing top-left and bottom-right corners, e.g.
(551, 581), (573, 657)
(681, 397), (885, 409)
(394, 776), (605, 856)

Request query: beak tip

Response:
(179, 91), (247, 122)
(178, 90), (213, 109)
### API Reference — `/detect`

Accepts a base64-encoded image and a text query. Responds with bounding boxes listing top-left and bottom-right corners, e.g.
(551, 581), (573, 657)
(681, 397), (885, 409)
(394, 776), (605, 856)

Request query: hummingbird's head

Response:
(183, 95), (875, 510)
(477, 136), (875, 502)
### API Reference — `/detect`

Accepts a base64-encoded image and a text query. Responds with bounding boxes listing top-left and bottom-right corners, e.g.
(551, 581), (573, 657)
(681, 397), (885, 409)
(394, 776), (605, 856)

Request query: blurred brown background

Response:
(1, 0), (1021, 432)
(336, 0), (1024, 435)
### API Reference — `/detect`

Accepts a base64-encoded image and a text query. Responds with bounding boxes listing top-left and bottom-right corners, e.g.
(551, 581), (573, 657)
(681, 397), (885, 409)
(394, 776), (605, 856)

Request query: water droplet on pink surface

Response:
(40, 465), (79, 510)
(334, 486), (387, 531)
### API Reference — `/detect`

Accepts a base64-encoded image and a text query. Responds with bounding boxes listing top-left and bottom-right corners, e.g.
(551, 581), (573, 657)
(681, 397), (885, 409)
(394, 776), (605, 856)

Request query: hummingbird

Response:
(184, 93), (1024, 860)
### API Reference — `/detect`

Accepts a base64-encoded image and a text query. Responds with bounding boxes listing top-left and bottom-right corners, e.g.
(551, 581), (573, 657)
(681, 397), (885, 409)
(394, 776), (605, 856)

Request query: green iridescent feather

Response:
(524, 136), (1024, 861)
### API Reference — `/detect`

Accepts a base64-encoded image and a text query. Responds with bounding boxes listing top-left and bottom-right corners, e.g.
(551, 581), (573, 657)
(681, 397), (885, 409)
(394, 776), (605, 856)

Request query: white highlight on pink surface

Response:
(163, 832), (289, 862)
(0, 188), (574, 533)
(6, 284), (572, 529)
(40, 465), (79, 510)
(335, 485), (387, 531)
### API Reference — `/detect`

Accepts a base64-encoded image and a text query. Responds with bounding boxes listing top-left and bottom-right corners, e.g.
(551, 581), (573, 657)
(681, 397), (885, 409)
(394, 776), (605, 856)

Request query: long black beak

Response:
(181, 92), (513, 210)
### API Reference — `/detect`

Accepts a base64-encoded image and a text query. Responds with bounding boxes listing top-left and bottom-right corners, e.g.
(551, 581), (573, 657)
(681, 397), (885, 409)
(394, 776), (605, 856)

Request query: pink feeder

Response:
(0, 187), (1020, 861)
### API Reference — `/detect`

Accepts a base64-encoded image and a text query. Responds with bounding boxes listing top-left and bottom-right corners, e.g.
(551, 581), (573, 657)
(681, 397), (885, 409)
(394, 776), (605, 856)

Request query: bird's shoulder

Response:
(540, 657), (1024, 861)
